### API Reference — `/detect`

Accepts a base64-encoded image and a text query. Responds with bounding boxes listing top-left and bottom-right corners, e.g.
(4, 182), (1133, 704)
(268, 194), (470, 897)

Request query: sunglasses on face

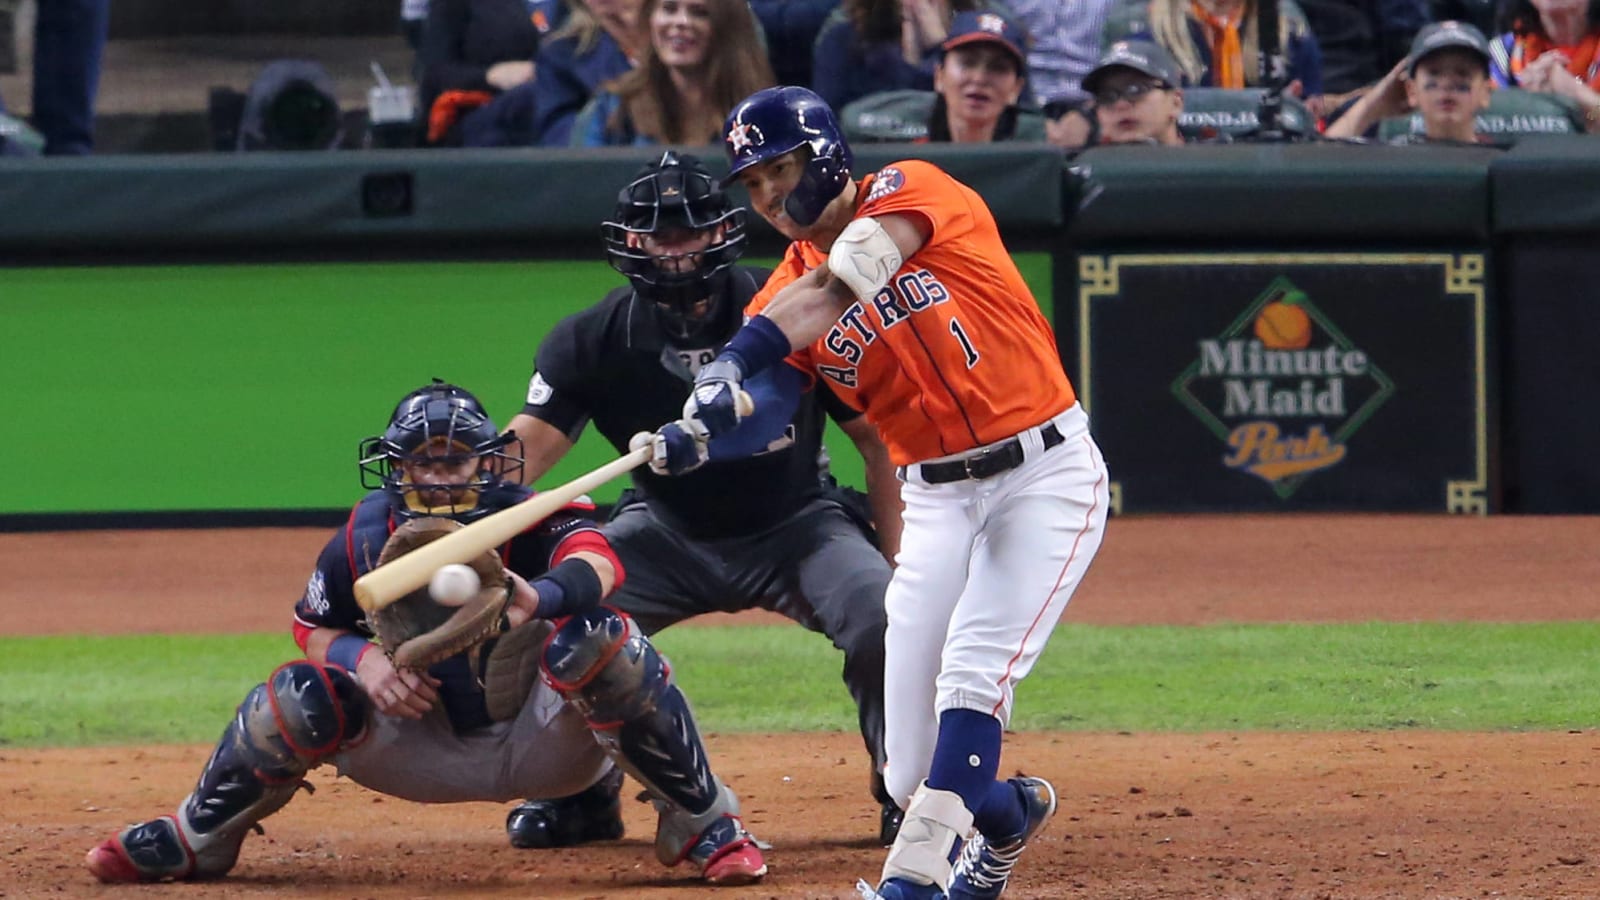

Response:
(1092, 81), (1168, 107)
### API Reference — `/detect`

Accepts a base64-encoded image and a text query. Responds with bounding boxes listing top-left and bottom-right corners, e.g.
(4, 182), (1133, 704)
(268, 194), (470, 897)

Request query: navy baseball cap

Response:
(941, 11), (1028, 71)
(1407, 20), (1492, 76)
(1083, 39), (1182, 95)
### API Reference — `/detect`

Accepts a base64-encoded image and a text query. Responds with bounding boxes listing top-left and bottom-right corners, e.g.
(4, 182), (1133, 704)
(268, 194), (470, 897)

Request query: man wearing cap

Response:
(1050, 39), (1187, 146)
(1325, 20), (1496, 143)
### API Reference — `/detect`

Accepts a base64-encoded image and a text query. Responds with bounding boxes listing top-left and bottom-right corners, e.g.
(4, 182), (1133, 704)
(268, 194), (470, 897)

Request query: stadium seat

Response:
(1376, 88), (1588, 144)
(1176, 88), (1316, 141)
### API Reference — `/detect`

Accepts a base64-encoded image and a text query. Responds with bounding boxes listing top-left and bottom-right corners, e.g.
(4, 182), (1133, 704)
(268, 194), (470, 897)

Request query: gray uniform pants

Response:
(335, 680), (613, 803)
(603, 495), (892, 796)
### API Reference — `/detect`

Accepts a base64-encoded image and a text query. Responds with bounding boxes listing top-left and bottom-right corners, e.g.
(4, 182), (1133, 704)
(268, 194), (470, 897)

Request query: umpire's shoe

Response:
(947, 776), (1057, 899)
(507, 768), (626, 849)
(880, 799), (905, 846)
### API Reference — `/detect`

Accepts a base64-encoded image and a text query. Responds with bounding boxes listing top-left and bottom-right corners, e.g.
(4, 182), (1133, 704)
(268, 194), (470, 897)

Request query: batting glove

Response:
(684, 358), (745, 438)
(629, 420), (710, 476)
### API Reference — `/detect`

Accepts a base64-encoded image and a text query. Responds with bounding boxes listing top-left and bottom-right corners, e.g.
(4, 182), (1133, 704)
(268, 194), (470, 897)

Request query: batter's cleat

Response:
(85, 817), (203, 883)
(856, 876), (948, 899)
(506, 768), (626, 849)
(688, 815), (768, 885)
(880, 799), (905, 846)
(947, 776), (1058, 899)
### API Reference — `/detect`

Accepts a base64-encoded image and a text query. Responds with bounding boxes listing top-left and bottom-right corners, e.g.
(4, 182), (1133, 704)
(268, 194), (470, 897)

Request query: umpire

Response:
(504, 151), (902, 847)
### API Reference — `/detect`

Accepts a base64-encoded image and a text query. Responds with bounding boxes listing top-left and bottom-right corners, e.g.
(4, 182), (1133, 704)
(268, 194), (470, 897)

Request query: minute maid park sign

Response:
(1171, 276), (1395, 498)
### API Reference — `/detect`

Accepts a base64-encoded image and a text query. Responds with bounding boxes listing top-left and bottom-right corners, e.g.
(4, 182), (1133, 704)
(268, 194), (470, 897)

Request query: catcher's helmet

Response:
(721, 86), (853, 227)
(601, 151), (748, 344)
(358, 380), (524, 521)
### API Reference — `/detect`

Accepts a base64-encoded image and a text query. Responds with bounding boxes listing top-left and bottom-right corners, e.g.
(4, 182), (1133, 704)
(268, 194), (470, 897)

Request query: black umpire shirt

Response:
(522, 265), (863, 540)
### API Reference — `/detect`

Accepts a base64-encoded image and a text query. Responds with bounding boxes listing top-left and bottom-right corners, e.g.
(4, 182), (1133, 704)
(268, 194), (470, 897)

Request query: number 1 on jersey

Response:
(949, 317), (980, 368)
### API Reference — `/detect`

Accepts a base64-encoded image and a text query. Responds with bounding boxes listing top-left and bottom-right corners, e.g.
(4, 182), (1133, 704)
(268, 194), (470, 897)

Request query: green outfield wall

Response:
(7, 254), (1051, 516)
(6, 139), (1600, 518)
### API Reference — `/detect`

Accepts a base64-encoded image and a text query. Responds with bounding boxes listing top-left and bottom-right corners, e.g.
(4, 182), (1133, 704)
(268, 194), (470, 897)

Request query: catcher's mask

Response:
(601, 150), (748, 344)
(358, 380), (524, 521)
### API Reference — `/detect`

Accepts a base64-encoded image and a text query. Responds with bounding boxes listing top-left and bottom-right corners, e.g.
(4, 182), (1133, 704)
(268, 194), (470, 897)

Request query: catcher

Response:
(84, 380), (767, 887)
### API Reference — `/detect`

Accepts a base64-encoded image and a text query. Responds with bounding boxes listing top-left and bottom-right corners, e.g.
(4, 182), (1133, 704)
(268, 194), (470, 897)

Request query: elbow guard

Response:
(827, 217), (903, 301)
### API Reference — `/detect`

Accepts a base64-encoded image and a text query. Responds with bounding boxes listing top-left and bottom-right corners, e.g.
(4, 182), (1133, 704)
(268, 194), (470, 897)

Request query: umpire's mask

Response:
(601, 151), (748, 345)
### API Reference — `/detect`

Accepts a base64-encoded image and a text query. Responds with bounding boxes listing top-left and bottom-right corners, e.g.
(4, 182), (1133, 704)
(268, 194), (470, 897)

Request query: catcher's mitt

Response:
(370, 517), (512, 670)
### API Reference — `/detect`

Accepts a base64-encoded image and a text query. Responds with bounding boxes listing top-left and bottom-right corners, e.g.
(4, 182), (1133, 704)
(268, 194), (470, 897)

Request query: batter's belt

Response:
(904, 421), (1065, 484)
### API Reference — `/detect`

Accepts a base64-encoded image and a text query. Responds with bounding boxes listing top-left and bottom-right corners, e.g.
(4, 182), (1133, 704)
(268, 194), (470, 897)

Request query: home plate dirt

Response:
(4, 514), (1598, 898)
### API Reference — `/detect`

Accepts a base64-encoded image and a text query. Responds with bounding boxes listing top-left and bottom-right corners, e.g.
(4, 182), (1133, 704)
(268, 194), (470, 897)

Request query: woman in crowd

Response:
(571, 0), (774, 146)
(1490, 0), (1600, 126)
(927, 11), (1042, 141)
(1102, 0), (1325, 116)
(533, 0), (649, 146)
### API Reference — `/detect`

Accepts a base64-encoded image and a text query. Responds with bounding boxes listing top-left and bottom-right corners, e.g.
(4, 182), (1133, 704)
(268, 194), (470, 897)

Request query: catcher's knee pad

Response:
(542, 608), (731, 851)
(248, 661), (370, 770)
(542, 607), (669, 724)
(175, 661), (367, 877)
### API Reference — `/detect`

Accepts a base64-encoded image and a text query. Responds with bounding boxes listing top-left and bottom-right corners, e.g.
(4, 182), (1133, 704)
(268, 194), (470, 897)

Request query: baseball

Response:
(428, 563), (481, 606)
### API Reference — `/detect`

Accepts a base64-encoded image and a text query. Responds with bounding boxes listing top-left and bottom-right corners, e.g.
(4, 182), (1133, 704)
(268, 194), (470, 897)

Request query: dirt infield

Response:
(4, 514), (1599, 898)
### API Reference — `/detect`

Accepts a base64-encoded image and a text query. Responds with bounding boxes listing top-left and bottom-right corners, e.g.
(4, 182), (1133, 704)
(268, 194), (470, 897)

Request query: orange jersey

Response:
(747, 159), (1076, 466)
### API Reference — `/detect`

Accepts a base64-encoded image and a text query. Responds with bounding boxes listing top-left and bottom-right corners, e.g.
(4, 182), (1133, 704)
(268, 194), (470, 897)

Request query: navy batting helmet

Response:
(722, 86), (853, 227)
(358, 380), (524, 521)
(601, 151), (748, 344)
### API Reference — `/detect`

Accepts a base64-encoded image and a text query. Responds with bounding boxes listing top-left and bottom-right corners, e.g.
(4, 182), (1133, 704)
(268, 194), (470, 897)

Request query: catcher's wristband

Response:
(531, 558), (604, 619)
(326, 633), (374, 671)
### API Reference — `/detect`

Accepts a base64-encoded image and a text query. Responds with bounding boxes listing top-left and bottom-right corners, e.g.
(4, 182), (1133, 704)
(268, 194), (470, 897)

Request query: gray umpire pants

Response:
(602, 495), (892, 800)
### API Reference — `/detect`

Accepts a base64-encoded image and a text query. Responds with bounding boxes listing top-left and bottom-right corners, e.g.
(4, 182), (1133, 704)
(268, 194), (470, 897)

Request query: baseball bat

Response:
(354, 445), (651, 613)
(352, 389), (754, 613)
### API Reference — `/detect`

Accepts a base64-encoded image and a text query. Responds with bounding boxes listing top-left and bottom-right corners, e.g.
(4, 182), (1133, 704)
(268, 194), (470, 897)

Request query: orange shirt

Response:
(747, 159), (1076, 466)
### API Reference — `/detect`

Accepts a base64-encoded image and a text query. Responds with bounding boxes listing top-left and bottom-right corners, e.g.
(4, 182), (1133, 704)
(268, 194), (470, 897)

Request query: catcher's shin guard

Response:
(543, 608), (766, 883)
(86, 661), (368, 882)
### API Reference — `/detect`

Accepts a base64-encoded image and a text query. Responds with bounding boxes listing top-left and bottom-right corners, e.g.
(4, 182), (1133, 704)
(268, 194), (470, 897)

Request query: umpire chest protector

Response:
(532, 265), (848, 539)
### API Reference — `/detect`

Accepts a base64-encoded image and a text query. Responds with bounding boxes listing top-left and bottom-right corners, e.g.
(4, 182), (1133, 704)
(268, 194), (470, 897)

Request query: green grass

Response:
(4, 622), (1598, 748)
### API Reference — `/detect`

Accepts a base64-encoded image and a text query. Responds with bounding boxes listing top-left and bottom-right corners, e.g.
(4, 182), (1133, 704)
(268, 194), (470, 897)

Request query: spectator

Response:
(419, 0), (553, 146)
(1054, 38), (1187, 145)
(1103, 0), (1325, 115)
(1297, 0), (1428, 100)
(837, 9), (1045, 142)
(570, 0), (774, 146)
(750, 0), (841, 87)
(930, 11), (1035, 140)
(1490, 0), (1600, 116)
(1324, 20), (1497, 143)
(534, 0), (648, 146)
(1009, 0), (1118, 111)
(0, 0), (109, 154)
(811, 0), (990, 111)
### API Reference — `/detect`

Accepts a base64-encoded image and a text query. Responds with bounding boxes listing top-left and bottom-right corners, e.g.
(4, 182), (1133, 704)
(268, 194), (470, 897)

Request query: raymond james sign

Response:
(1077, 254), (1489, 514)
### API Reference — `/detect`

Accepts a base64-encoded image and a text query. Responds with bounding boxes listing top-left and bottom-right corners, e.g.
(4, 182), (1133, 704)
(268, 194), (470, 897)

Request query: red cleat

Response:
(699, 836), (769, 885)
(84, 837), (148, 883)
